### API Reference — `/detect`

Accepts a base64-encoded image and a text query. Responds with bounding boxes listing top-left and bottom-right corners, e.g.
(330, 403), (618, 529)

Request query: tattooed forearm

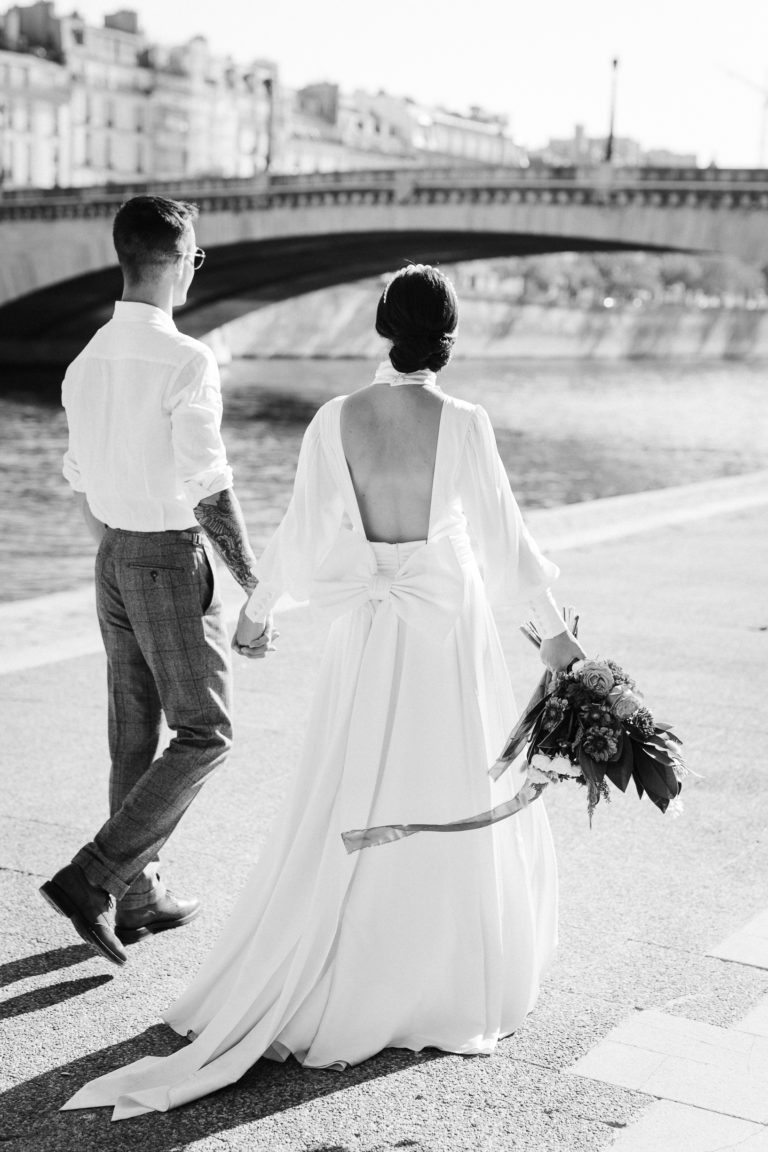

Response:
(194, 488), (258, 593)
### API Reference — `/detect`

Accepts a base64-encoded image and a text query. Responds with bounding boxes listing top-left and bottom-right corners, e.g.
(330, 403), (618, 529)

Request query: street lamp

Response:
(263, 75), (274, 173)
(604, 57), (619, 163)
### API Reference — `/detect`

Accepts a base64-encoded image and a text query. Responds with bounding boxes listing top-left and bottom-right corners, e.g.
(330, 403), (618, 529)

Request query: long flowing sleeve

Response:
(245, 407), (345, 621)
(458, 405), (560, 616)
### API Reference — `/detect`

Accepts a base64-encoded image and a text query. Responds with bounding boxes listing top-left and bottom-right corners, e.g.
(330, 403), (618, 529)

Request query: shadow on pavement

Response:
(0, 974), (113, 1021)
(0, 1025), (447, 1151)
(0, 943), (94, 988)
(304, 1145), (420, 1152)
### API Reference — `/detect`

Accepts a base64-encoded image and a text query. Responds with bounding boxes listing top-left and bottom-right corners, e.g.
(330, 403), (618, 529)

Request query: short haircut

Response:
(112, 195), (199, 280)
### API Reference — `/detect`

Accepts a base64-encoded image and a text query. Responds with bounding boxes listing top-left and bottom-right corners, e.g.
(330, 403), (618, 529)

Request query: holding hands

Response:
(232, 604), (278, 659)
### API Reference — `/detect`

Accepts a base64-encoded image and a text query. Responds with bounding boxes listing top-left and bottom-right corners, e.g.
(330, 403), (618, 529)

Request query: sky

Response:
(69, 0), (768, 167)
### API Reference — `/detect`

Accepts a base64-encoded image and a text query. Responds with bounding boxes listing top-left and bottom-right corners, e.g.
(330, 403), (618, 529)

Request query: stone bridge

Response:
(1, 164), (768, 363)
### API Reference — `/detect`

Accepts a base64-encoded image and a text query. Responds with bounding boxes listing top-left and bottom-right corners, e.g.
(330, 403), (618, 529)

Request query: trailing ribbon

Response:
(341, 780), (548, 854)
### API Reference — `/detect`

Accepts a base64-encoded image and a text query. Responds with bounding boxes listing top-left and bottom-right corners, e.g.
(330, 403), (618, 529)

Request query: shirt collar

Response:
(112, 301), (177, 330)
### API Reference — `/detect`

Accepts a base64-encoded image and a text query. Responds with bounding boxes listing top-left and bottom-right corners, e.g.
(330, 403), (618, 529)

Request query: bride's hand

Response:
(232, 606), (278, 659)
(539, 630), (586, 673)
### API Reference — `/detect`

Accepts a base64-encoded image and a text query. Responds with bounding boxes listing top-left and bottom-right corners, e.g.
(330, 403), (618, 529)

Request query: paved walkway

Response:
(1, 473), (767, 1151)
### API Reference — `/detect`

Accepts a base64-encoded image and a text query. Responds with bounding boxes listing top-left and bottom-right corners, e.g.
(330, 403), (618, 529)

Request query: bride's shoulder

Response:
(437, 391), (484, 425)
(310, 394), (348, 424)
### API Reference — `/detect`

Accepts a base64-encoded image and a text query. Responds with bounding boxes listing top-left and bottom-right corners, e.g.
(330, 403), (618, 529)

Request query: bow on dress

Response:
(310, 531), (468, 642)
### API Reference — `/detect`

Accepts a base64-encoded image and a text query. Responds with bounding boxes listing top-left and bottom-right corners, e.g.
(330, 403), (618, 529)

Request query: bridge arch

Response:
(1, 166), (767, 362)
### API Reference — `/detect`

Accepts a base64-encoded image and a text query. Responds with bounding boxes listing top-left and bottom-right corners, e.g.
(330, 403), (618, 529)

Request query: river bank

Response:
(204, 280), (768, 363)
(2, 356), (767, 602)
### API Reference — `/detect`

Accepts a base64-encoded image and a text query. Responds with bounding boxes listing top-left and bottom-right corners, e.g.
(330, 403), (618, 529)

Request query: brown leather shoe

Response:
(40, 863), (127, 967)
(115, 891), (201, 944)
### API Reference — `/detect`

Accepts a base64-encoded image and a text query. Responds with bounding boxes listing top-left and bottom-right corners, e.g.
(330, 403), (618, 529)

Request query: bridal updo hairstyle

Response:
(376, 264), (458, 374)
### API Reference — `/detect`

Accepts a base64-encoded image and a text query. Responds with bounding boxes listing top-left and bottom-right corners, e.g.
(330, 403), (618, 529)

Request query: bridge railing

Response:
(3, 166), (768, 221)
(4, 163), (768, 201)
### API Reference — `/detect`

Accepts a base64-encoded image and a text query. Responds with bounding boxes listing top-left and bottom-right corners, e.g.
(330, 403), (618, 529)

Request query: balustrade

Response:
(3, 167), (768, 221)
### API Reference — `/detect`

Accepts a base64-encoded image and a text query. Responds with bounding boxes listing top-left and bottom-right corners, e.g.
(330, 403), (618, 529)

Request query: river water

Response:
(1, 357), (766, 603)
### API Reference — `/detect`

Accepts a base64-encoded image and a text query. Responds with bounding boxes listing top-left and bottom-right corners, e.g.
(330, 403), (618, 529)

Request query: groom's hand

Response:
(232, 606), (277, 660)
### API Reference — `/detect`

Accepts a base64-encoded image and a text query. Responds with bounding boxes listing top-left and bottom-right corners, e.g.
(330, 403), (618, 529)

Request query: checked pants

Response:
(73, 527), (232, 907)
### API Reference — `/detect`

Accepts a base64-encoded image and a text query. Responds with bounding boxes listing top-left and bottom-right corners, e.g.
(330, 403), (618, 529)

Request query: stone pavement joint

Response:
(566, 992), (768, 1128)
(708, 910), (768, 971)
(608, 1100), (768, 1152)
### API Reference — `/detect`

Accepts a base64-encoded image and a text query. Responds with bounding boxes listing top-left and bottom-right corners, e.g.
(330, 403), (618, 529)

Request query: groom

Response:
(40, 195), (272, 966)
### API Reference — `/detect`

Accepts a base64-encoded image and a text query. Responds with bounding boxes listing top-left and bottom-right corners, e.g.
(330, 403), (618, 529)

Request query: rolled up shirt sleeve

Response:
(168, 347), (234, 506)
(62, 445), (86, 492)
(61, 371), (86, 493)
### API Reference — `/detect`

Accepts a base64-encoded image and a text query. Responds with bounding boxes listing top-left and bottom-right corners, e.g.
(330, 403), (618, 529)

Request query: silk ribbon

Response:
(341, 780), (547, 854)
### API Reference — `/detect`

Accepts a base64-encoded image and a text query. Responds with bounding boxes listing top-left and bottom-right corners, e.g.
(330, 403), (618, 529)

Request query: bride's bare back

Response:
(340, 384), (445, 543)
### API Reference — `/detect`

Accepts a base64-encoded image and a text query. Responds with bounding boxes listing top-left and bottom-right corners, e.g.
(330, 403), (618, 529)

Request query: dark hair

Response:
(375, 264), (458, 373)
(112, 195), (198, 280)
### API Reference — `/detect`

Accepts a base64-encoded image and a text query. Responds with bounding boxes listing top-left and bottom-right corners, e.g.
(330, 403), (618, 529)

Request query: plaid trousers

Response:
(73, 527), (232, 906)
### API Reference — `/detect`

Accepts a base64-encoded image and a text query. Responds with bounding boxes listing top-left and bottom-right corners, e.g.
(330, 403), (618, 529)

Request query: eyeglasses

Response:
(180, 247), (206, 270)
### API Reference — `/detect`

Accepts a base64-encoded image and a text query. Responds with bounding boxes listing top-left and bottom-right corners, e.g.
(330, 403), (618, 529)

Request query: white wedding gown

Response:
(64, 383), (560, 1121)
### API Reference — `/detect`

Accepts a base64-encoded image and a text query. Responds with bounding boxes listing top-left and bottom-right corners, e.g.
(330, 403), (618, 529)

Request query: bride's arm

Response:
(242, 407), (343, 627)
(460, 406), (559, 606)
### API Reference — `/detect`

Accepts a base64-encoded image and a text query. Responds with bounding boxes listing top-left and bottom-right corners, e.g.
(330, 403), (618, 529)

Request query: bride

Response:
(64, 264), (584, 1121)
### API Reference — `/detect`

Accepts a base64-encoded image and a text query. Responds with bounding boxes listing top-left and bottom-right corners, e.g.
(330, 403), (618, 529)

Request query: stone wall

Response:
(204, 280), (768, 362)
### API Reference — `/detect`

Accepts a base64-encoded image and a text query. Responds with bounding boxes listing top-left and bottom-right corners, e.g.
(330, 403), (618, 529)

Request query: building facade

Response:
(0, 42), (70, 186)
(0, 4), (699, 189)
(279, 83), (528, 174)
(0, 0), (278, 187)
(531, 122), (697, 168)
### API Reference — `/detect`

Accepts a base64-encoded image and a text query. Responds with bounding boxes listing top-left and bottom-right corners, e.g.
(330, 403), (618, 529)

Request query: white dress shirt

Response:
(62, 301), (233, 531)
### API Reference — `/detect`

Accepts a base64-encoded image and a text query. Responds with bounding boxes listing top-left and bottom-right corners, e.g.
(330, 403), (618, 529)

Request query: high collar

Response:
(113, 301), (177, 330)
(372, 360), (437, 388)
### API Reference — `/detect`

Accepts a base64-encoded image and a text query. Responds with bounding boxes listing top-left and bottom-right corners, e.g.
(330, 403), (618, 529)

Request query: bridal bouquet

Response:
(495, 610), (688, 822)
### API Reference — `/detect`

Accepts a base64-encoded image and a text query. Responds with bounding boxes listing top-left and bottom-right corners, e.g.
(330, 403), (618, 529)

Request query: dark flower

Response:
(627, 706), (655, 738)
(581, 725), (621, 762)
(579, 702), (613, 728)
(542, 696), (568, 729)
(561, 679), (591, 708)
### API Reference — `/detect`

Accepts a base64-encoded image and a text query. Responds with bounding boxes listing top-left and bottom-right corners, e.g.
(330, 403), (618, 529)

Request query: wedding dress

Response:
(64, 364), (561, 1121)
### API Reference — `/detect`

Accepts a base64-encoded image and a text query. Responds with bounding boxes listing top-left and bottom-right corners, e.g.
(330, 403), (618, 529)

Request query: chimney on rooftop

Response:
(104, 9), (140, 34)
